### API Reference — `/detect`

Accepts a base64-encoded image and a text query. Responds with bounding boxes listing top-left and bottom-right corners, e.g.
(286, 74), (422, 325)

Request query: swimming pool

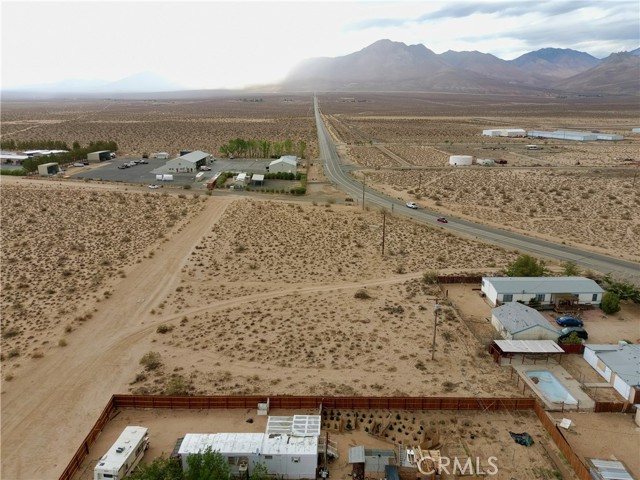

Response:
(525, 370), (577, 405)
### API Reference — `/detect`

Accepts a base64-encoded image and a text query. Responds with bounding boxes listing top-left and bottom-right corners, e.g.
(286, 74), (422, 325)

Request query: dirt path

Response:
(0, 196), (233, 480)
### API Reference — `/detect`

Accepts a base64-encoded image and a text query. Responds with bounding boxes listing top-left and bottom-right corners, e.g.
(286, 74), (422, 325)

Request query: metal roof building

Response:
(165, 150), (211, 173)
(586, 458), (636, 480)
(527, 130), (598, 142)
(583, 343), (640, 403)
(491, 302), (559, 340)
(481, 276), (603, 307)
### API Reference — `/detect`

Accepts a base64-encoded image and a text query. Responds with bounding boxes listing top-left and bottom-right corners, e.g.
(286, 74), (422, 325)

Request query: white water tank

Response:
(449, 155), (473, 166)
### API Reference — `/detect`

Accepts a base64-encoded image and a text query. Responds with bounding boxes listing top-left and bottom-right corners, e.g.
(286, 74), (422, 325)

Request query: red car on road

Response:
(437, 217), (448, 223)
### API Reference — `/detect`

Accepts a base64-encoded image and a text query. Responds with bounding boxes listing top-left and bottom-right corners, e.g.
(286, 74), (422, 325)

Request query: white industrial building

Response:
(448, 155), (473, 166)
(632, 128), (640, 133)
(178, 415), (321, 479)
(0, 152), (29, 164)
(527, 130), (598, 142)
(595, 134), (624, 141)
(482, 128), (526, 137)
(583, 343), (640, 403)
(481, 276), (604, 307)
(491, 302), (559, 341)
(268, 156), (297, 174)
(165, 150), (211, 173)
(37, 162), (61, 176)
(234, 172), (250, 188)
(87, 150), (112, 162)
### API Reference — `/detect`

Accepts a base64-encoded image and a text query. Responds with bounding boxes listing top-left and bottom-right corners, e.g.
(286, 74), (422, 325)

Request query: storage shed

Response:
(481, 276), (603, 307)
(586, 459), (636, 480)
(482, 128), (526, 137)
(37, 162), (60, 176)
(583, 343), (640, 403)
(491, 302), (559, 341)
(268, 156), (297, 174)
(87, 150), (112, 163)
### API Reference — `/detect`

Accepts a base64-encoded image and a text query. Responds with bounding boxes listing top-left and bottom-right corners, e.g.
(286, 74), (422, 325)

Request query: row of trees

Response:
(0, 139), (70, 151)
(129, 448), (269, 480)
(18, 140), (119, 173)
(218, 138), (306, 160)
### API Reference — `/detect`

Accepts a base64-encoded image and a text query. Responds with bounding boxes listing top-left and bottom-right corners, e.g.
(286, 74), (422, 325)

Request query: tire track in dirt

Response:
(0, 196), (233, 480)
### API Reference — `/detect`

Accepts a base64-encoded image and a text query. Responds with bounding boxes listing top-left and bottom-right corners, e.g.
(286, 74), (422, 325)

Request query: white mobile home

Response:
(94, 426), (149, 480)
(178, 415), (320, 479)
(491, 302), (559, 341)
(481, 276), (603, 307)
(583, 344), (640, 403)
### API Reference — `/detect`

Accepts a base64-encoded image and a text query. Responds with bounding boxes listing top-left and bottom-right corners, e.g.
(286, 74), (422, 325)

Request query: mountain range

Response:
(3, 41), (639, 98)
(281, 40), (640, 96)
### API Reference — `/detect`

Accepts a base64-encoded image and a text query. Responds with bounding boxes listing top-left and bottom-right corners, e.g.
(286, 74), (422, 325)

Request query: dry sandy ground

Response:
(73, 407), (575, 480)
(550, 411), (640, 478)
(1, 178), (524, 479)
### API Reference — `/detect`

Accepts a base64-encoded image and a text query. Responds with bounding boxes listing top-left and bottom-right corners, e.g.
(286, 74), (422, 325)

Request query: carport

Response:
(490, 339), (565, 365)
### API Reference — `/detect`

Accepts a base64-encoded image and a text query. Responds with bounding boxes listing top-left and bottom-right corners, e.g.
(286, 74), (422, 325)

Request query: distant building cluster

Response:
(482, 128), (624, 142)
(0, 149), (68, 165)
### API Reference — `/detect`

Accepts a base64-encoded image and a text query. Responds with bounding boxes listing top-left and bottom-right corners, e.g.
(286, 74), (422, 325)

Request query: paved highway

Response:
(314, 96), (640, 283)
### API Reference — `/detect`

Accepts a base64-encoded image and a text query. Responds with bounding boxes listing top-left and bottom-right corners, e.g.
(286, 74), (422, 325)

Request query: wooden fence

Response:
(593, 401), (635, 413)
(61, 394), (599, 480)
(533, 402), (591, 479)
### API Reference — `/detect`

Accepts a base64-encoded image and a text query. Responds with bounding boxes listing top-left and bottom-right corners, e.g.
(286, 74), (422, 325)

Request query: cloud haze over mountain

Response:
(2, 1), (638, 92)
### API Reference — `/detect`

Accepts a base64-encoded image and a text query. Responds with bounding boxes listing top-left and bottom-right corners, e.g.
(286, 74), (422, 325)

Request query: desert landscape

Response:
(1, 92), (639, 479)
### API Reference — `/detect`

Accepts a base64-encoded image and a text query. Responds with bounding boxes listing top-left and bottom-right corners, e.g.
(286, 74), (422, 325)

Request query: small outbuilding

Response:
(37, 162), (61, 176)
(583, 343), (640, 403)
(87, 150), (112, 163)
(268, 156), (297, 174)
(491, 302), (559, 341)
(586, 459), (636, 480)
(481, 276), (604, 307)
(482, 128), (526, 137)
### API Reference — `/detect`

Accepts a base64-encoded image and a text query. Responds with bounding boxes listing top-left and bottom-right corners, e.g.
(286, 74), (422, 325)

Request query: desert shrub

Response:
(422, 270), (439, 284)
(601, 291), (621, 314)
(2, 326), (20, 339)
(156, 324), (174, 334)
(502, 254), (548, 277)
(58, 339), (68, 347)
(602, 275), (640, 303)
(140, 351), (162, 371)
(164, 375), (190, 395)
(354, 289), (371, 299)
(182, 184), (192, 190)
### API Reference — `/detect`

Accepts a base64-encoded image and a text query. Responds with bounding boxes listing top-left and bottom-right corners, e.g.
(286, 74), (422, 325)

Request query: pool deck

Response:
(510, 363), (595, 411)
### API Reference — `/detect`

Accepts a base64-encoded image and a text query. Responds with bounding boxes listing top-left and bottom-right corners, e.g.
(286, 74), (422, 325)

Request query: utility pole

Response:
(361, 173), (366, 211)
(381, 210), (386, 256)
(432, 303), (441, 360)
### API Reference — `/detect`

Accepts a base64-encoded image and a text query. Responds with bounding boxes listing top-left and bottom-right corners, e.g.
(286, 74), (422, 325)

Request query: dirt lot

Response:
(73, 407), (575, 480)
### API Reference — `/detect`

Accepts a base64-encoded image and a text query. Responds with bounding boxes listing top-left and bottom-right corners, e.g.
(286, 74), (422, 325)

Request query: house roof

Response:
(483, 276), (603, 295)
(586, 458), (635, 480)
(494, 339), (564, 354)
(349, 445), (365, 464)
(174, 150), (210, 163)
(492, 302), (559, 335)
(584, 344), (640, 387)
(269, 156), (297, 167)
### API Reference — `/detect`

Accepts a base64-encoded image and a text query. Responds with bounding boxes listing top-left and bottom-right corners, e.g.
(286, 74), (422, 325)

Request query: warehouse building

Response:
(164, 150), (211, 173)
(482, 128), (526, 137)
(268, 156), (297, 174)
(527, 131), (598, 142)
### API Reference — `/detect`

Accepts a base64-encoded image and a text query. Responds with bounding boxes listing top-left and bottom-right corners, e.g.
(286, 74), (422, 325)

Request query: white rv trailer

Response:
(94, 426), (149, 480)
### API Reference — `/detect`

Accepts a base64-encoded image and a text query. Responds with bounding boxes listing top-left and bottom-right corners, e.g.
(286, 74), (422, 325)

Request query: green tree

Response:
(502, 255), (548, 277)
(249, 463), (268, 480)
(602, 275), (640, 303)
(129, 456), (183, 480)
(601, 291), (621, 314)
(185, 447), (229, 480)
(283, 138), (293, 155)
(561, 260), (580, 276)
(297, 140), (307, 159)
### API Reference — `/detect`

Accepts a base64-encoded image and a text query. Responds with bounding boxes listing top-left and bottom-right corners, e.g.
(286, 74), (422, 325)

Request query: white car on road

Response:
(406, 202), (417, 209)
(148, 184), (160, 189)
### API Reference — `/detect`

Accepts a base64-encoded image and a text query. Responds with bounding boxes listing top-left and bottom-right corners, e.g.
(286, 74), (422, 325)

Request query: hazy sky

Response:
(2, 0), (638, 90)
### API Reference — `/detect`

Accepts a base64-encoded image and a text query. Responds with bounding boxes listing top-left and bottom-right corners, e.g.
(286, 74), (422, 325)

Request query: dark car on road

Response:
(555, 316), (584, 327)
(437, 217), (448, 223)
(558, 327), (588, 342)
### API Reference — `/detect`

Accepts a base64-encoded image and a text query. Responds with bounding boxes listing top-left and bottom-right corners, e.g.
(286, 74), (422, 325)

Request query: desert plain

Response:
(1, 92), (639, 479)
